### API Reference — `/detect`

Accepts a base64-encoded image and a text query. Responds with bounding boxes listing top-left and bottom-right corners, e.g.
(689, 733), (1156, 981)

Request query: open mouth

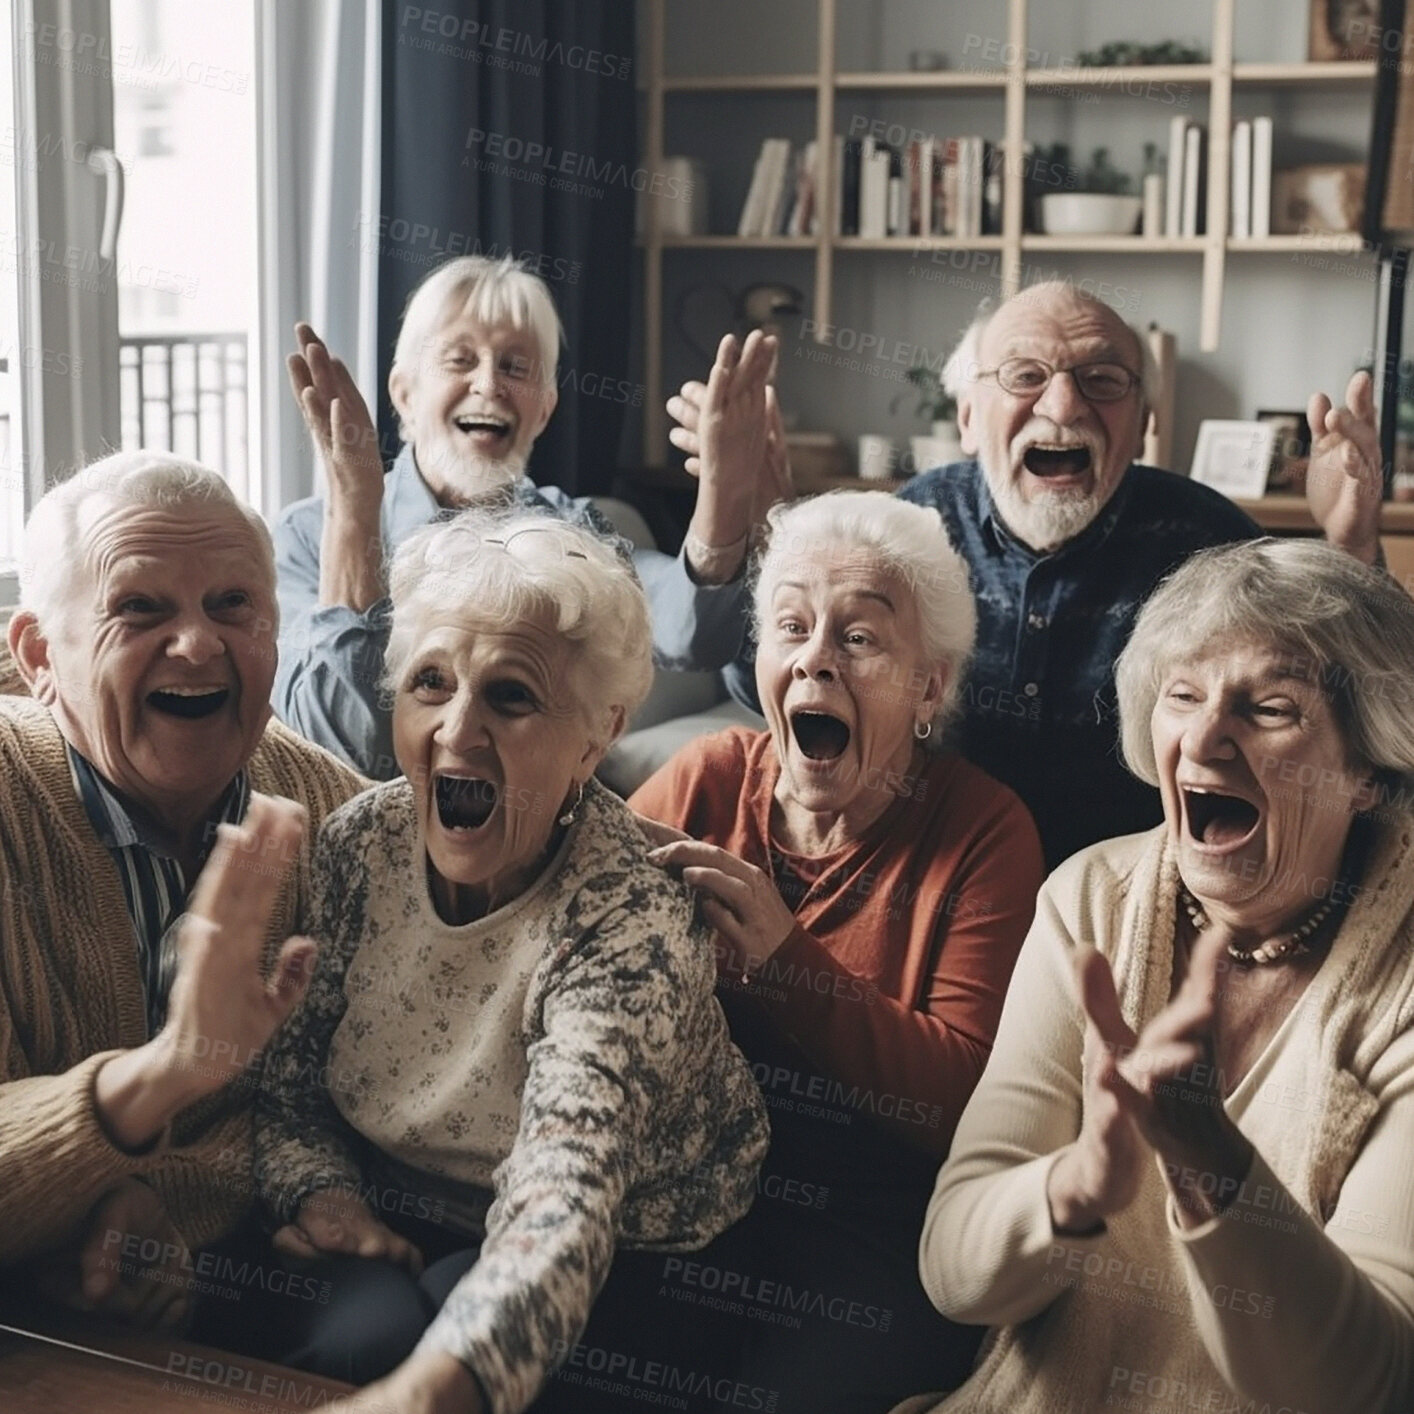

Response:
(1023, 445), (1092, 479)
(1183, 787), (1261, 848)
(790, 711), (851, 762)
(452, 414), (513, 447)
(147, 687), (230, 720)
(435, 774), (498, 831)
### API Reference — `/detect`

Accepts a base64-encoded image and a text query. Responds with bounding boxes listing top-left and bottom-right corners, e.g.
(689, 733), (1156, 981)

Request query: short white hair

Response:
(19, 449), (274, 628)
(1116, 538), (1414, 802)
(383, 508), (653, 739)
(752, 490), (977, 737)
(392, 255), (562, 396)
(942, 283), (1159, 413)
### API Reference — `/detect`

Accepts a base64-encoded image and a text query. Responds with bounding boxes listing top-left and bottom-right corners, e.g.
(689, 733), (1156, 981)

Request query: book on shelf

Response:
(861, 138), (891, 238)
(1230, 120), (1252, 238)
(738, 142), (771, 237)
(1165, 115), (1188, 238)
(1181, 124), (1205, 237)
(1251, 116), (1273, 239)
(840, 137), (863, 236)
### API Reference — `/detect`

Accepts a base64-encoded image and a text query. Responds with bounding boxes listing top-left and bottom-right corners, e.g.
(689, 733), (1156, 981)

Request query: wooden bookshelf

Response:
(640, 2), (1380, 462)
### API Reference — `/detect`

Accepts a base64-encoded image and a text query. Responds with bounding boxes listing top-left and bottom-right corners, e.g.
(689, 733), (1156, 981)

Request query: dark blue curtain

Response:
(378, 1), (637, 495)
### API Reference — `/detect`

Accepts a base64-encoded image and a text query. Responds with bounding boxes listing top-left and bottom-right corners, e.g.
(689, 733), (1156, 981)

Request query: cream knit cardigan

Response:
(0, 697), (363, 1262)
(906, 817), (1414, 1414)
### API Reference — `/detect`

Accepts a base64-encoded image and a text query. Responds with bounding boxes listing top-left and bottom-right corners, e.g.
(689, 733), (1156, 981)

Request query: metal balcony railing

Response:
(119, 333), (249, 499)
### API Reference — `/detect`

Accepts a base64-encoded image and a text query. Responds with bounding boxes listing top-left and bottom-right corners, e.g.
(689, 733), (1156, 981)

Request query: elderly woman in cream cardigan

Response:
(902, 539), (1414, 1414)
(255, 511), (766, 1414)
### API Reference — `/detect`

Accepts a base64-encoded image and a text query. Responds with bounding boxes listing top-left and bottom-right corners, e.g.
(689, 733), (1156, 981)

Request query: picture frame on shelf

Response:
(1190, 420), (1278, 500)
(1308, 0), (1380, 60)
(1255, 409), (1312, 493)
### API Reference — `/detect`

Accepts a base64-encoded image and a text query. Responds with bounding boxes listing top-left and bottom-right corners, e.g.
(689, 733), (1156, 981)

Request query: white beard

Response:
(986, 473), (1104, 552)
(434, 451), (528, 508)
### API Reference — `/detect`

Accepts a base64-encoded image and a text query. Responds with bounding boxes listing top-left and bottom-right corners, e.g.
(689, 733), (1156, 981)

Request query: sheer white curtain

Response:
(256, 0), (381, 513)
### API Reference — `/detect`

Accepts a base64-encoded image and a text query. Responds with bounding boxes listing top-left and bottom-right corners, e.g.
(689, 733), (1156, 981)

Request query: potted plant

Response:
(1035, 146), (1143, 235)
(893, 365), (963, 472)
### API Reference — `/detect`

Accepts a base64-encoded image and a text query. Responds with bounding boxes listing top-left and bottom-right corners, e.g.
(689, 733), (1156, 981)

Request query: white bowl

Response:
(1040, 193), (1143, 236)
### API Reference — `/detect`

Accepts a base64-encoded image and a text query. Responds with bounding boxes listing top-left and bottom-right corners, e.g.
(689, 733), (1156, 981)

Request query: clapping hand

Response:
(288, 322), (384, 518)
(161, 794), (317, 1089)
(666, 332), (793, 573)
(1306, 369), (1383, 565)
(1048, 931), (1253, 1232)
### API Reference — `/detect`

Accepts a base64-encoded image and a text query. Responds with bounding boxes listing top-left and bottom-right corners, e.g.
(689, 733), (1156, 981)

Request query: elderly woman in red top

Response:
(630, 490), (1045, 1414)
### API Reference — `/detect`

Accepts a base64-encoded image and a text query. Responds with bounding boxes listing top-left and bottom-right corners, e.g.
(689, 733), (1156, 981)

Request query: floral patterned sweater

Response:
(254, 777), (768, 1414)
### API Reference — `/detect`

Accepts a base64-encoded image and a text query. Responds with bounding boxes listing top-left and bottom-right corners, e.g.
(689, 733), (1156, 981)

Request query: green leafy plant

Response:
(1076, 40), (1207, 66)
(891, 365), (957, 425)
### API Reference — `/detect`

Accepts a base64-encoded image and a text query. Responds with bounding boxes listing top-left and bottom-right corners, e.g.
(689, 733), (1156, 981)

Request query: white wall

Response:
(647, 0), (1388, 476)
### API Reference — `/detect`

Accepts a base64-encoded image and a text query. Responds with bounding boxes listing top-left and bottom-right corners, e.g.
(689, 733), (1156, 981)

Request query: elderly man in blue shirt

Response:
(693, 279), (1385, 867)
(274, 254), (787, 779)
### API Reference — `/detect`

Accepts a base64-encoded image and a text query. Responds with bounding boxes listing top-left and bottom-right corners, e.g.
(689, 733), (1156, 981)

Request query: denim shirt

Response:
(273, 445), (750, 779)
(726, 460), (1258, 868)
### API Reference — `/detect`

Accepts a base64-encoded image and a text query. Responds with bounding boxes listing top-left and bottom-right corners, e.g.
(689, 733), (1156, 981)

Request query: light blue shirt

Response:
(272, 445), (749, 778)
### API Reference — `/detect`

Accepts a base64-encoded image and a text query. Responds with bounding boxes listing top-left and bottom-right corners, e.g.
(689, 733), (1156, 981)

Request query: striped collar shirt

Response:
(66, 744), (250, 1035)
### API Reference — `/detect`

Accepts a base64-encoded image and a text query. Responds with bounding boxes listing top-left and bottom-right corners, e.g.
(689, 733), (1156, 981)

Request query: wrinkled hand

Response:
(161, 794), (316, 1090)
(667, 331), (793, 525)
(37, 1179), (193, 1330)
(274, 1189), (424, 1275)
(1306, 369), (1383, 563)
(320, 1350), (484, 1414)
(1048, 931), (1250, 1232)
(288, 321), (384, 517)
(649, 838), (796, 978)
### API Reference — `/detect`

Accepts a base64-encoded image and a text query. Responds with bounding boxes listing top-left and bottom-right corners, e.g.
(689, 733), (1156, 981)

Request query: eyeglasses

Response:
(484, 528), (587, 558)
(974, 357), (1140, 403)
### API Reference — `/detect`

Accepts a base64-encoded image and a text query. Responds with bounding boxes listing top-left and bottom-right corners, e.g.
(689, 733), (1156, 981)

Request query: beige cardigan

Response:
(907, 818), (1414, 1414)
(0, 698), (364, 1261)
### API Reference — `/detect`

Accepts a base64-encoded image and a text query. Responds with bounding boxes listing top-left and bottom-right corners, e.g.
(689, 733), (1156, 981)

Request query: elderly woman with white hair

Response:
(254, 509), (767, 1414)
(631, 490), (1045, 1413)
(907, 538), (1414, 1414)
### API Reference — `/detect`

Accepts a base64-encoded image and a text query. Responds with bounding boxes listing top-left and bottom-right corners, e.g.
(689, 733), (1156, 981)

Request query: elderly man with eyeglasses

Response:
(681, 280), (1385, 867)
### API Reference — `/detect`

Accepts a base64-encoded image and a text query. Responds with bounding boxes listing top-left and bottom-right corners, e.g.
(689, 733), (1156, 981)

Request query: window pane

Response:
(109, 0), (259, 506)
(0, 12), (26, 569)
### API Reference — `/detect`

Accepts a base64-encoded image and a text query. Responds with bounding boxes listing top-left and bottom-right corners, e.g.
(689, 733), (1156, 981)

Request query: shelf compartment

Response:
(1231, 61), (1376, 85)
(1025, 64), (1214, 88)
(835, 236), (1006, 251)
(662, 74), (818, 92)
(1021, 235), (1206, 253)
(1226, 235), (1372, 253)
(659, 235), (818, 249)
(834, 71), (1008, 91)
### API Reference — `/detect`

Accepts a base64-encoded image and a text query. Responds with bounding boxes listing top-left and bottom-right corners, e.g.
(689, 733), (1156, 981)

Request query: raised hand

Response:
(288, 322), (384, 519)
(667, 331), (791, 581)
(1306, 369), (1383, 564)
(161, 794), (316, 1084)
(96, 795), (316, 1149)
(37, 1178), (194, 1330)
(1047, 931), (1252, 1232)
(274, 1188), (424, 1275)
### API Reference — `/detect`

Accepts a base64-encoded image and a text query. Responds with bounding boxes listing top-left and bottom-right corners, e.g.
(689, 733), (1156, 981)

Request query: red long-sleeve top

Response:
(630, 727), (1045, 1157)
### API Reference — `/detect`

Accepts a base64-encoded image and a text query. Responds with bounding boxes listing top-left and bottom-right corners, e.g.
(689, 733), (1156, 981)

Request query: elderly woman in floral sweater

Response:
(255, 510), (767, 1414)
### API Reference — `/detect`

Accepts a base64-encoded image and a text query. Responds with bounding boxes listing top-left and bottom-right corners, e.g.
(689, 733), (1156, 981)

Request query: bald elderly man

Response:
(0, 450), (363, 1331)
(688, 281), (1384, 866)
